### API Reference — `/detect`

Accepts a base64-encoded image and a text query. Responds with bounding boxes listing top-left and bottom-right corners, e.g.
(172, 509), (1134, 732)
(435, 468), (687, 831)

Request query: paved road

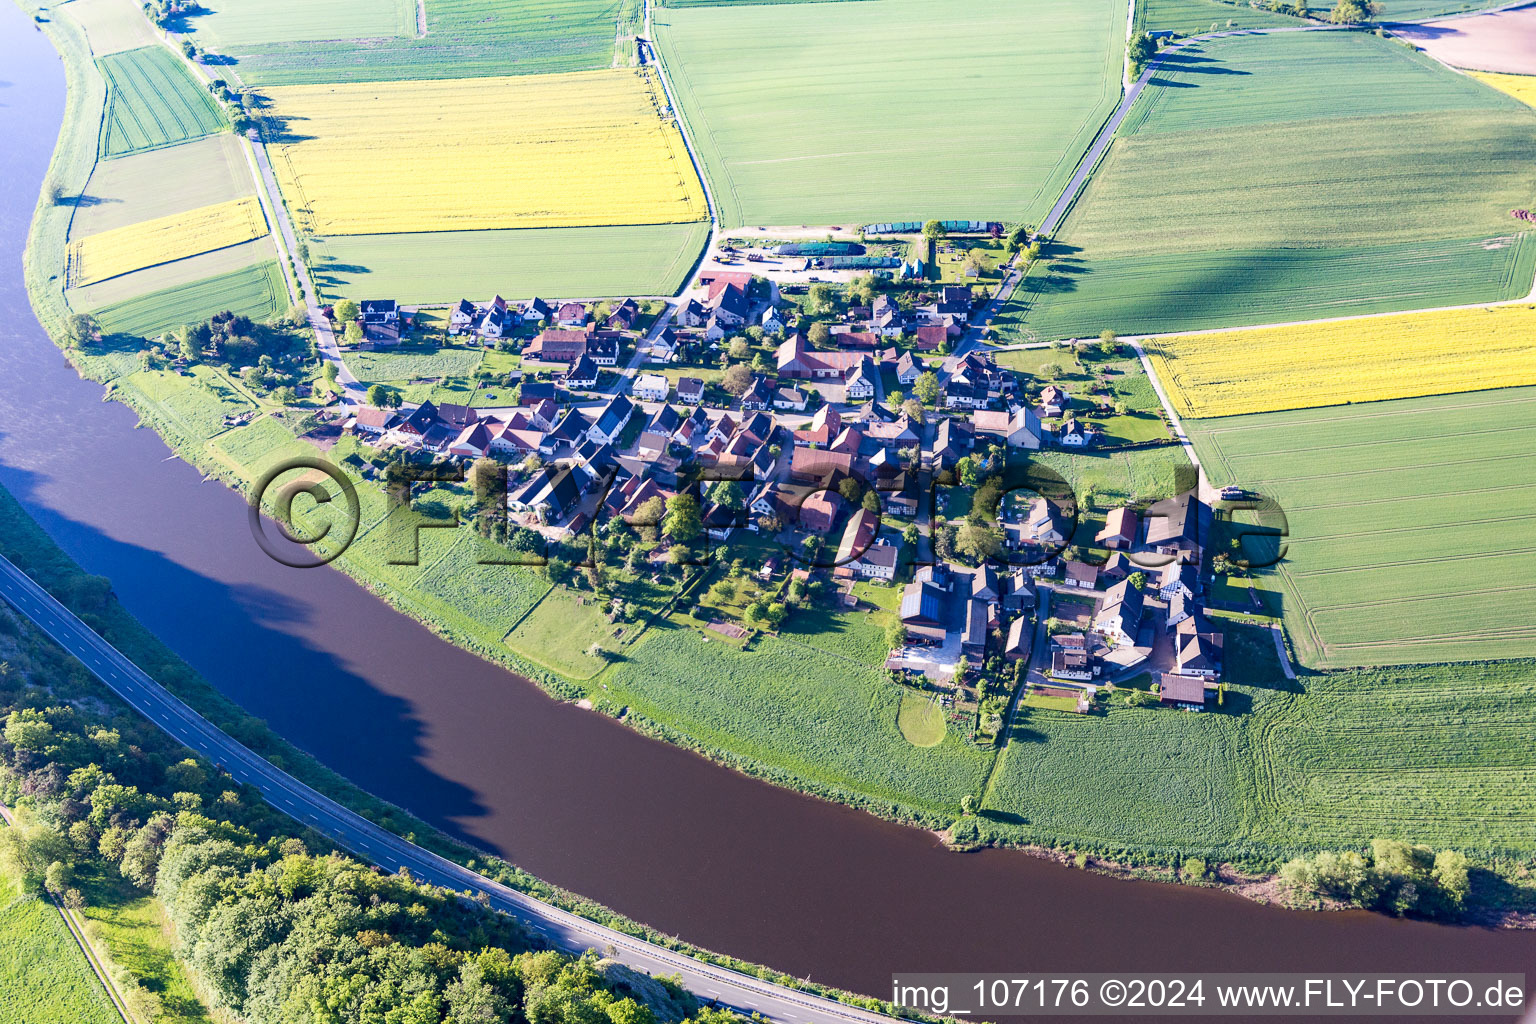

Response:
(0, 556), (899, 1024)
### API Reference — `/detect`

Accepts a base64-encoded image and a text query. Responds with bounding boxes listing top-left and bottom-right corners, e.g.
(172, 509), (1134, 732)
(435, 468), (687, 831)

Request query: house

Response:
(834, 330), (880, 350)
(1005, 616), (1032, 662)
(1097, 507), (1139, 550)
(941, 285), (971, 313)
(943, 379), (988, 410)
(1039, 384), (1069, 418)
(508, 465), (584, 523)
(1063, 561), (1099, 590)
(864, 414), (920, 450)
(565, 356), (599, 390)
(527, 399), (558, 431)
(607, 298), (641, 331)
(773, 384), (809, 411)
(1051, 648), (1093, 681)
(448, 420), (497, 459)
(913, 324), (948, 351)
(647, 328), (678, 364)
(791, 446), (854, 484)
(585, 332), (620, 366)
(829, 425), (863, 456)
(633, 374), (670, 403)
(1166, 591), (1193, 630)
(1058, 419), (1094, 448)
(705, 311), (729, 343)
(798, 490), (843, 533)
(871, 294), (904, 337)
(854, 542), (898, 580)
(450, 298), (477, 333)
(1159, 672), (1208, 710)
(1145, 492), (1203, 562)
(437, 403), (476, 430)
(676, 376), (705, 405)
(899, 580), (949, 644)
(794, 405), (841, 447)
(761, 305), (786, 335)
(679, 298), (709, 328)
(478, 296), (511, 340)
(360, 299), (399, 325)
(1171, 617), (1224, 682)
(961, 598), (989, 658)
(518, 381), (556, 408)
(834, 508), (879, 567)
(740, 376), (773, 411)
(710, 283), (750, 328)
(351, 407), (397, 437)
(557, 302), (587, 328)
(972, 406), (1041, 449)
(586, 395), (634, 445)
(776, 336), (866, 380)
(892, 352), (923, 387)
(520, 297), (552, 325)
(843, 357), (877, 401)
(526, 329), (590, 365)
(929, 416), (972, 470)
(1158, 561), (1198, 602)
(395, 401), (439, 440)
(1094, 578), (1146, 646)
(1027, 498), (1070, 546)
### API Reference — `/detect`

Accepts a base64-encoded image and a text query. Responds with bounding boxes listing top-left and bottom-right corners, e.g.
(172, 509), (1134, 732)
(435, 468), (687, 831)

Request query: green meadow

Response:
(98, 46), (225, 158)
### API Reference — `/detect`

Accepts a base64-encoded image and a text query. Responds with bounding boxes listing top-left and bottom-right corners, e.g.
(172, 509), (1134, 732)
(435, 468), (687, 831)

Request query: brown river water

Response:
(0, 4), (1531, 1011)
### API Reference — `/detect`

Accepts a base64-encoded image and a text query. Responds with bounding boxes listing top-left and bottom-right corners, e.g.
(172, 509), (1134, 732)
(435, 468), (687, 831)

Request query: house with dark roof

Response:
(586, 395), (634, 445)
(1005, 616), (1032, 662)
(899, 580), (949, 644)
(1160, 671), (1208, 710)
(679, 298), (709, 328)
(565, 355), (599, 390)
(1094, 578), (1146, 646)
(1171, 616), (1224, 684)
(710, 282), (750, 328)
(526, 329), (590, 364)
(895, 351), (924, 385)
(1027, 497), (1069, 545)
(740, 375), (773, 411)
(520, 297), (552, 325)
(450, 298), (478, 333)
(607, 297), (641, 331)
(676, 376), (705, 405)
(843, 357), (877, 401)
(586, 332), (621, 366)
(1145, 492), (1203, 561)
(962, 598), (990, 658)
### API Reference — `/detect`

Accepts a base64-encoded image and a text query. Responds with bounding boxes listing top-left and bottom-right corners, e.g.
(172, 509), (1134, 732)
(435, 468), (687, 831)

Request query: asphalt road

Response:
(0, 555), (897, 1024)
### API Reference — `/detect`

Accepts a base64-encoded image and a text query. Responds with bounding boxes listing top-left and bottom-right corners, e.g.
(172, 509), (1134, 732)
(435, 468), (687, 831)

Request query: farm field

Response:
(1391, 6), (1536, 75)
(67, 237), (278, 312)
(0, 875), (119, 1024)
(995, 235), (1536, 341)
(179, 0), (416, 50)
(98, 46), (225, 158)
(1146, 303), (1536, 418)
(1473, 71), (1536, 107)
(265, 69), (705, 236)
(192, 0), (625, 85)
(68, 134), (257, 237)
(1190, 388), (1536, 668)
(607, 623), (995, 818)
(61, 0), (159, 54)
(654, 0), (1124, 228)
(89, 260), (289, 340)
(308, 223), (710, 303)
(68, 196), (269, 287)
(1133, 0), (1301, 36)
(1000, 30), (1536, 340)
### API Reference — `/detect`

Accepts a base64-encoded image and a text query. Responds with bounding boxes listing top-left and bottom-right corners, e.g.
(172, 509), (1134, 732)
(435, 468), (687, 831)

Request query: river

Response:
(1, 2), (1533, 1003)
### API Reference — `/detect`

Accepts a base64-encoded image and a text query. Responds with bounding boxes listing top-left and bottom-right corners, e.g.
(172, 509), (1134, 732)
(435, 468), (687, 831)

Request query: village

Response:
(326, 238), (1230, 730)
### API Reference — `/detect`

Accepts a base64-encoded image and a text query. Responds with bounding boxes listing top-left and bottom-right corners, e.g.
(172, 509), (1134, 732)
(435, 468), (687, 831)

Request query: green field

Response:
(180, 0), (416, 49)
(1378, 0), (1512, 18)
(998, 30), (1536, 341)
(0, 871), (119, 1024)
(1190, 387), (1536, 669)
(89, 259), (288, 338)
(309, 222), (710, 303)
(996, 234), (1536, 340)
(1133, 0), (1303, 36)
(98, 46), (225, 158)
(193, 0), (624, 84)
(655, 0), (1125, 227)
(609, 623), (994, 817)
(70, 134), (256, 237)
(348, 346), (484, 383)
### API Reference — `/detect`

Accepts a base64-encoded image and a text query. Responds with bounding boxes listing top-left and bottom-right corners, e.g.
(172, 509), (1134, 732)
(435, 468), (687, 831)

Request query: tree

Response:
(922, 220), (947, 241)
(707, 479), (745, 511)
(1098, 329), (1119, 356)
(272, 385), (298, 405)
(179, 331), (201, 363)
(902, 522), (920, 547)
(321, 361), (339, 385)
(65, 313), (99, 347)
(1328, 0), (1381, 21)
(964, 250), (992, 277)
(662, 494), (702, 543)
(632, 495), (666, 530)
(807, 283), (835, 315)
(721, 363), (754, 396)
(861, 490), (882, 515)
(333, 298), (359, 323)
(806, 321), (831, 348)
(838, 477), (863, 505)
(1127, 571), (1147, 591)
(242, 364), (267, 390)
(1128, 31), (1157, 76)
(955, 520), (1003, 562)
(1005, 225), (1030, 252)
(1039, 362), (1063, 380)
(912, 371), (941, 406)
(727, 338), (751, 360)
(344, 321), (364, 345)
(886, 621), (907, 648)
(960, 794), (977, 815)
(956, 456), (979, 488)
(901, 399), (926, 425)
(366, 384), (390, 408)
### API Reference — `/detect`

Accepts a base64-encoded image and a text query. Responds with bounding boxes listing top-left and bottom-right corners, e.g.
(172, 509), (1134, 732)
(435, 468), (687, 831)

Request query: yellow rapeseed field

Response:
(67, 196), (269, 287)
(1472, 71), (1536, 109)
(264, 69), (708, 236)
(1145, 304), (1536, 418)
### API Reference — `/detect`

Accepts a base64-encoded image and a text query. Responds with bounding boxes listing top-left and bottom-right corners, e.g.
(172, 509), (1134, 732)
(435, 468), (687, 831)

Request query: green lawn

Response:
(348, 346), (485, 384)
(1189, 387), (1536, 668)
(0, 868), (119, 1024)
(607, 622), (994, 819)
(193, 0), (626, 84)
(897, 692), (947, 747)
(655, 0), (1125, 227)
(89, 259), (288, 339)
(97, 46), (225, 158)
(998, 30), (1536, 340)
(309, 222), (710, 304)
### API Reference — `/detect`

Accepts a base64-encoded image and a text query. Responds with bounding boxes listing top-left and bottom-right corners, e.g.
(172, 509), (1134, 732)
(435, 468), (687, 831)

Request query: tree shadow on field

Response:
(54, 193), (120, 209)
